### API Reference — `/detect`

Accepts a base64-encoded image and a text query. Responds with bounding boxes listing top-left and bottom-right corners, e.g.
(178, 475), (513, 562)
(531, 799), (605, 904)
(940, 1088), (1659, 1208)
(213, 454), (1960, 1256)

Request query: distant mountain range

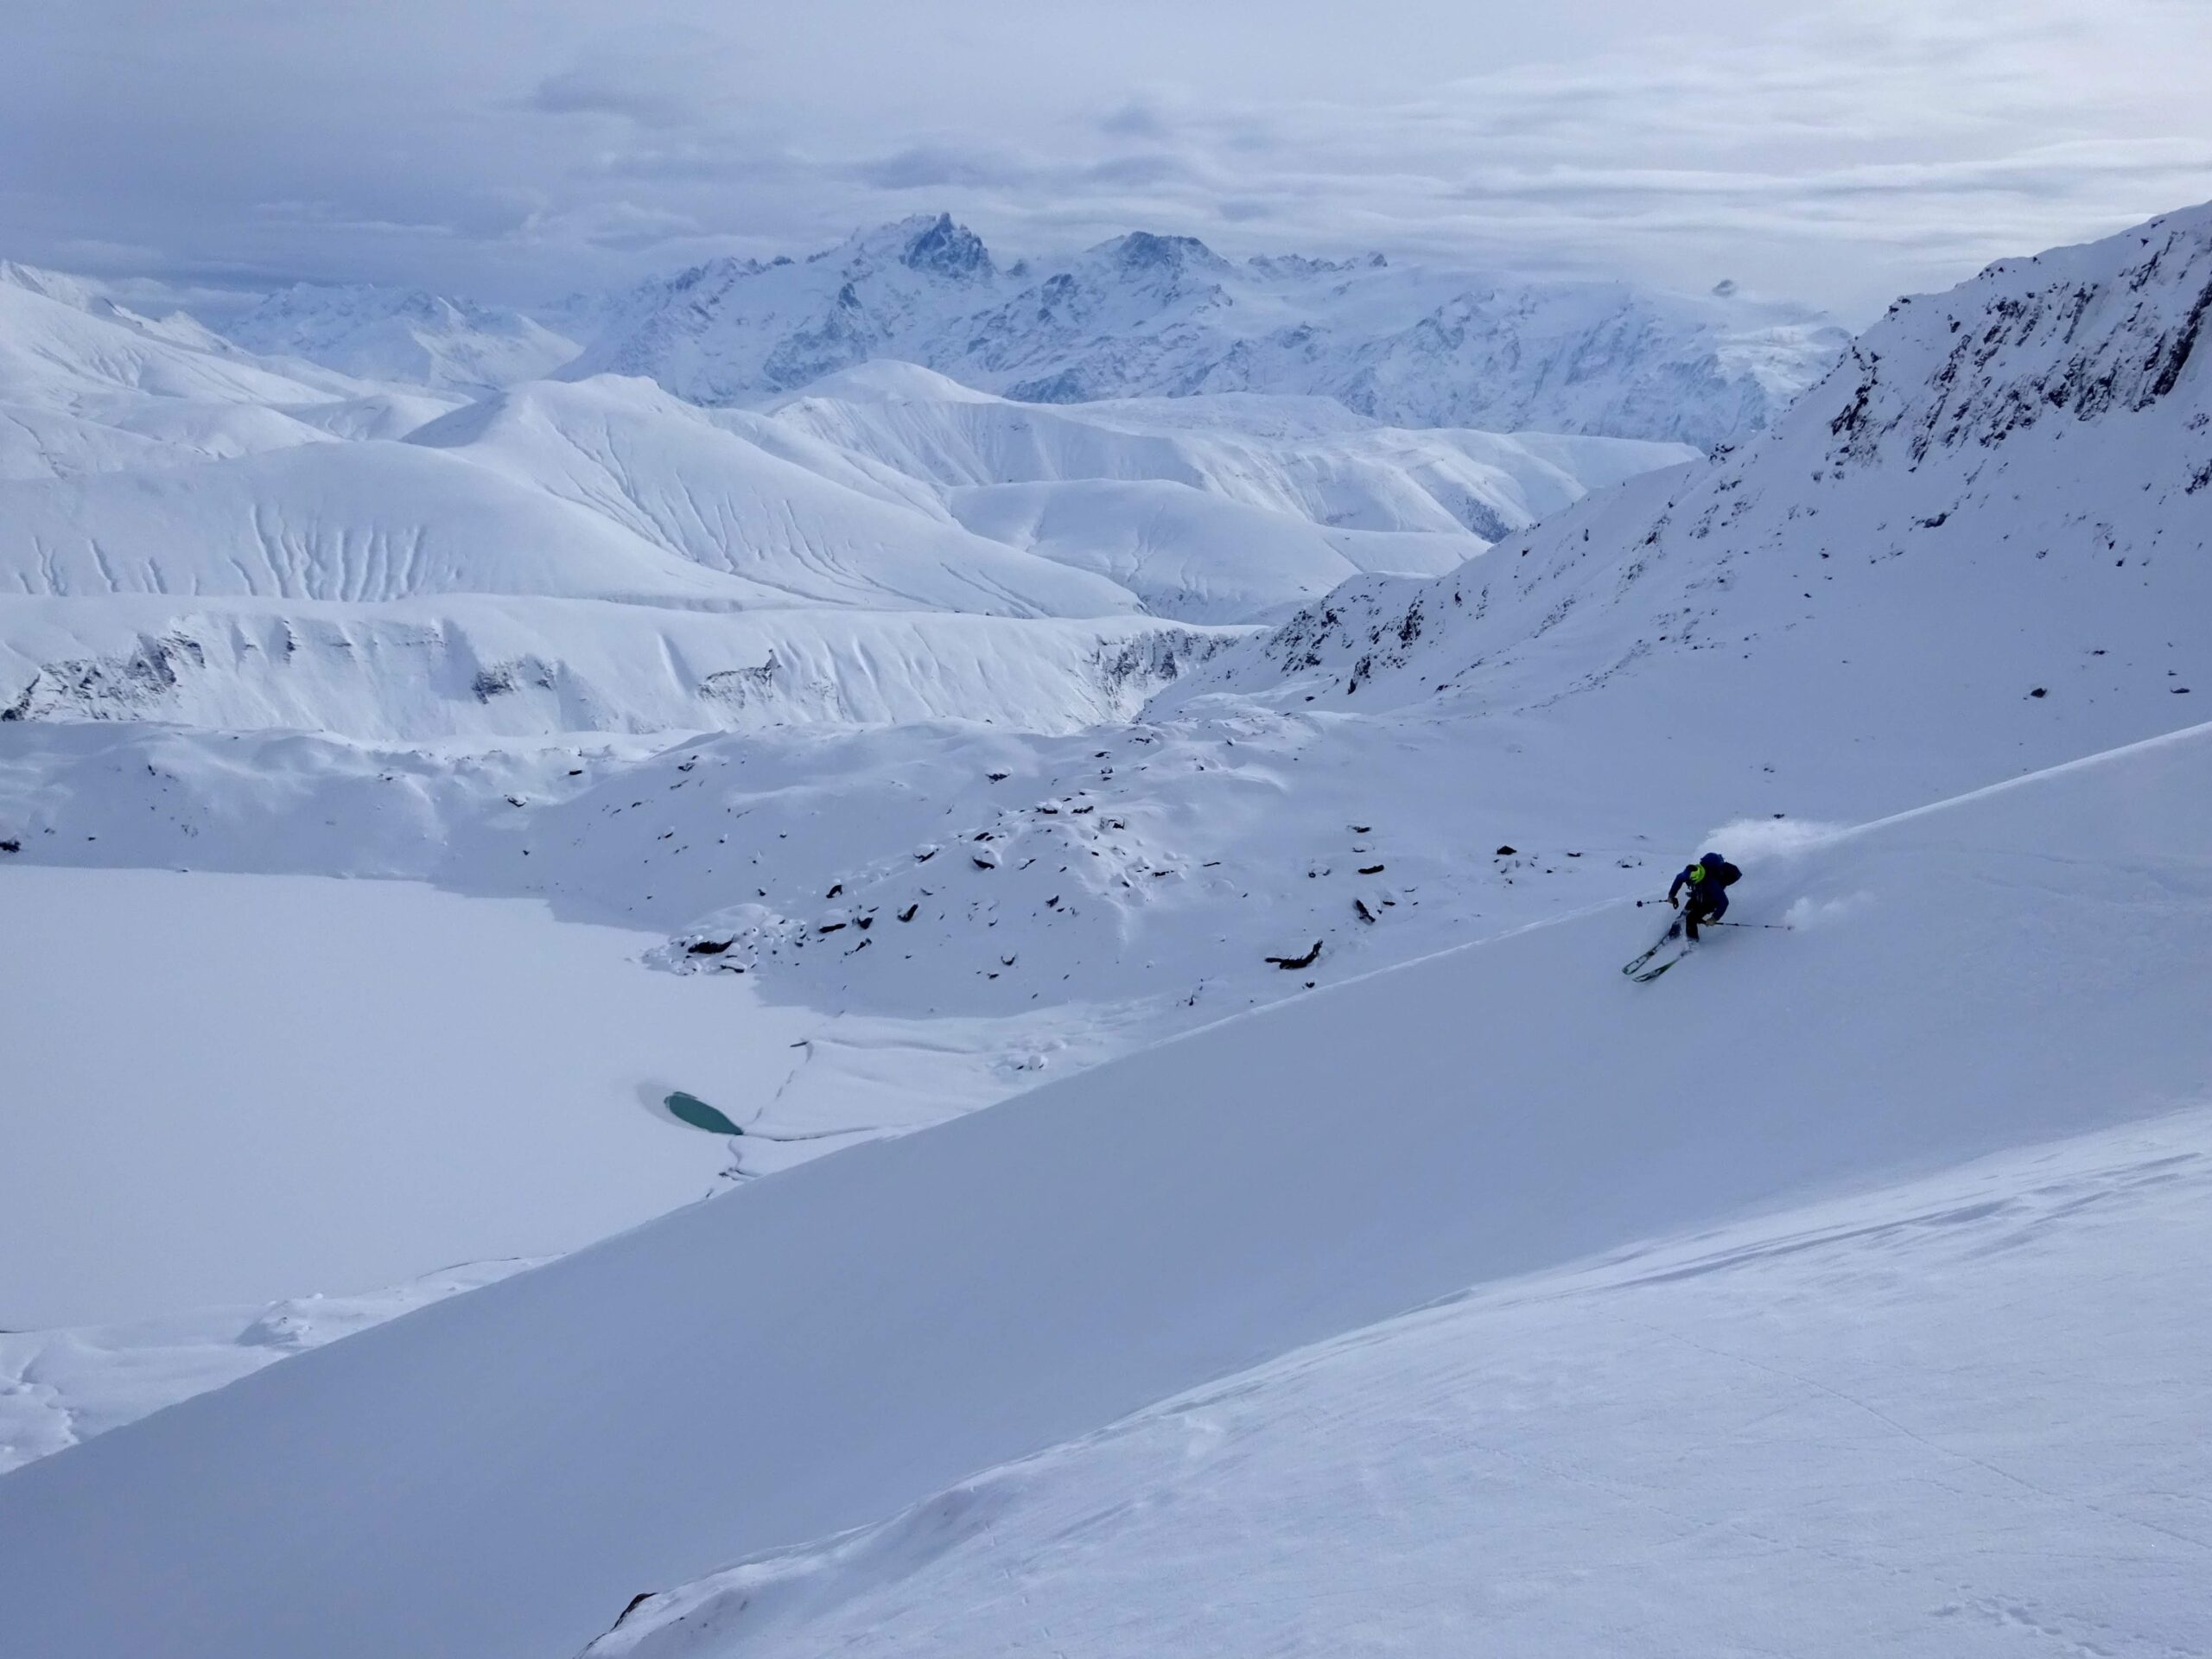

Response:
(217, 215), (1847, 448)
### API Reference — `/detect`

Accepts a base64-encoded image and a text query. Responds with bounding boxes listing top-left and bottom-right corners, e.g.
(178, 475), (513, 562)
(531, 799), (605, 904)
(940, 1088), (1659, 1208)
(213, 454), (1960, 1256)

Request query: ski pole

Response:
(1703, 919), (1791, 931)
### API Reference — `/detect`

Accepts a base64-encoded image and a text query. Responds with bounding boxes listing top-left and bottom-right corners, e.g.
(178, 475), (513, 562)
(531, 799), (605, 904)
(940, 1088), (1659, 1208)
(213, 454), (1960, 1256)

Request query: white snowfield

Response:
(0, 721), (2206, 1659)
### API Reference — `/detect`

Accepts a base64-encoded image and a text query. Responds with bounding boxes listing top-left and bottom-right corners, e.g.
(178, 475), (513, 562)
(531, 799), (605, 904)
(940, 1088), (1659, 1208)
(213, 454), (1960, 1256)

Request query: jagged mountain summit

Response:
(559, 213), (1846, 448)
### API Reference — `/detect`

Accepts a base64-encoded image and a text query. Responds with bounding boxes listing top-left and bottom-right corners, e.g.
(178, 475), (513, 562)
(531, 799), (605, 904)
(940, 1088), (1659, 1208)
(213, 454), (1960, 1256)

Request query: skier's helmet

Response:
(1702, 851), (1725, 867)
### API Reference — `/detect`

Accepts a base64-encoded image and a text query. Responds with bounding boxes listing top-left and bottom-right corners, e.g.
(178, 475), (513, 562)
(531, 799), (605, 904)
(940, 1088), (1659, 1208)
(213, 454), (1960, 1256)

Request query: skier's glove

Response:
(1668, 894), (1680, 908)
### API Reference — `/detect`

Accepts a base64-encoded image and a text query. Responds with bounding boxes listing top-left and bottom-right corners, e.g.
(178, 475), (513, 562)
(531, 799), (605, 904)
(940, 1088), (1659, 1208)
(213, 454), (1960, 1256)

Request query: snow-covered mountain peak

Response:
(1091, 230), (1232, 277)
(893, 212), (995, 281)
(557, 214), (1844, 447)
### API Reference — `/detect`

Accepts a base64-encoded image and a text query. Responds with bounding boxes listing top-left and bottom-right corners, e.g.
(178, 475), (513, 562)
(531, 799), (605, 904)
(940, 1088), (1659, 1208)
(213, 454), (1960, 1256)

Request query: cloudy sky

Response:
(11, 0), (2209, 318)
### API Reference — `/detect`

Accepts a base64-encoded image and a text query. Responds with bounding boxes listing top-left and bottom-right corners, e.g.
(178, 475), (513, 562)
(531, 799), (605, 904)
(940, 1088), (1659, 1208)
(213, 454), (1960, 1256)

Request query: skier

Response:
(1668, 851), (1741, 941)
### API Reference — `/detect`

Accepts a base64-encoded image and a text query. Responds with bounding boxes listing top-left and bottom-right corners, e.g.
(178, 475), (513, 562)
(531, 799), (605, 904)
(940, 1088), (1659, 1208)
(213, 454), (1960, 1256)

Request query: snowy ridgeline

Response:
(215, 216), (1844, 449)
(3, 717), (2208, 1659)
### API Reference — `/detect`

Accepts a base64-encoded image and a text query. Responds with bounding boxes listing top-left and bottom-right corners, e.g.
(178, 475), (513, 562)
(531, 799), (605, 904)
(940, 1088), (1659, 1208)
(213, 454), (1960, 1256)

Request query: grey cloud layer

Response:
(6, 0), (2207, 315)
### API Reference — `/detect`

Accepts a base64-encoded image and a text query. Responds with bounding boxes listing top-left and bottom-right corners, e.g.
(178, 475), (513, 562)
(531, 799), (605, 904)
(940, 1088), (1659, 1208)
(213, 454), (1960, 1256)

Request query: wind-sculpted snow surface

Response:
(2, 723), (2207, 1659)
(565, 216), (1844, 449)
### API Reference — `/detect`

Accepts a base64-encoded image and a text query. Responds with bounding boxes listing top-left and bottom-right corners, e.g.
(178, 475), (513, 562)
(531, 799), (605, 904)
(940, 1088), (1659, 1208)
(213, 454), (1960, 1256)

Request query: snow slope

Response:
(0, 274), (419, 484)
(767, 361), (1684, 537)
(1, 720), (2206, 1659)
(589, 1106), (2212, 1659)
(568, 215), (1844, 449)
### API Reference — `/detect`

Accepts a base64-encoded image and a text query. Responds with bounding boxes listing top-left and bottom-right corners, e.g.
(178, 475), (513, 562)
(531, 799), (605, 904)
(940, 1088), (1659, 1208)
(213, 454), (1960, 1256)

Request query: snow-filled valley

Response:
(1, 200), (2208, 1658)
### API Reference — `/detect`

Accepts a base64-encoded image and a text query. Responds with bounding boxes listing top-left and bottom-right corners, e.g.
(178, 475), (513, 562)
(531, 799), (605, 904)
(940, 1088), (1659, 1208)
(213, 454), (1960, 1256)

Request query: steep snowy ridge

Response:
(2, 719), (2206, 1659)
(1168, 205), (2212, 758)
(563, 213), (1844, 449)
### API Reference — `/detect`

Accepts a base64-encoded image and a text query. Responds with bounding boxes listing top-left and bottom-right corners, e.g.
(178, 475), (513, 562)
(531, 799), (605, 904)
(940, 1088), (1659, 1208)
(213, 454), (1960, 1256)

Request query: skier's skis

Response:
(1630, 940), (1694, 982)
(1621, 914), (1684, 977)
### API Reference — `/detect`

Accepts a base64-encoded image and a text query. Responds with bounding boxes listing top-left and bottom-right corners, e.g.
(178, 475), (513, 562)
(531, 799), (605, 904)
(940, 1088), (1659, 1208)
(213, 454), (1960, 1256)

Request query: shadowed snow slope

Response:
(2, 721), (2206, 1659)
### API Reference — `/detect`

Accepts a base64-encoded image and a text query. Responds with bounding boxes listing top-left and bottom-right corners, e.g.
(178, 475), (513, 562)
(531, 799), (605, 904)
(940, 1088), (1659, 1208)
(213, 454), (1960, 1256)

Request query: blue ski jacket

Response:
(1669, 855), (1739, 917)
